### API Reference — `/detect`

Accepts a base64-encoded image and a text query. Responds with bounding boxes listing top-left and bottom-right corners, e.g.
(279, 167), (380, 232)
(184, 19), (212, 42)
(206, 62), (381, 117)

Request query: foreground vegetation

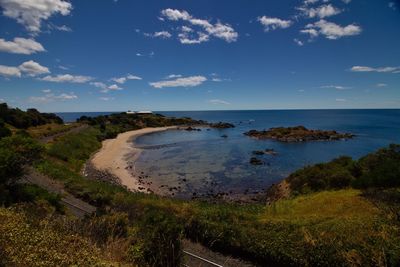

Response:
(1, 104), (400, 266)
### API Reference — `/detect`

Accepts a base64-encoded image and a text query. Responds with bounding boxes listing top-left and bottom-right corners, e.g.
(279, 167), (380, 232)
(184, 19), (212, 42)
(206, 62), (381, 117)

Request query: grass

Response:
(26, 123), (81, 140)
(28, 125), (400, 266)
(0, 205), (121, 266)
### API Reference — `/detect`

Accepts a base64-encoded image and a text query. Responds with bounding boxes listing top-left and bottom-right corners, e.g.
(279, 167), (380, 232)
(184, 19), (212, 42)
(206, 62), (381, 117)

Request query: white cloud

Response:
(321, 85), (351, 90)
(165, 74), (182, 79)
(294, 38), (304, 46)
(303, 20), (362, 40)
(298, 4), (341, 19)
(49, 24), (72, 32)
(258, 16), (292, 31)
(111, 74), (142, 84)
(90, 82), (107, 89)
(0, 0), (72, 33)
(389, 2), (397, 10)
(0, 60), (49, 77)
(99, 97), (114, 101)
(376, 83), (388, 87)
(144, 31), (172, 39)
(350, 66), (400, 73)
(178, 31), (209, 44)
(18, 60), (50, 76)
(42, 89), (51, 93)
(41, 74), (93, 83)
(160, 8), (238, 44)
(0, 37), (45, 54)
(108, 84), (122, 90)
(209, 99), (230, 105)
(29, 92), (77, 103)
(336, 98), (347, 102)
(0, 65), (21, 77)
(150, 75), (207, 88)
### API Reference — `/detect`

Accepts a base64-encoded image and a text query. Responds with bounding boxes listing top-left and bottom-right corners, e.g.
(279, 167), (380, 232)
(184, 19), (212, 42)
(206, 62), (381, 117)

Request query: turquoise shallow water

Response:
(57, 109), (400, 198)
(132, 109), (400, 198)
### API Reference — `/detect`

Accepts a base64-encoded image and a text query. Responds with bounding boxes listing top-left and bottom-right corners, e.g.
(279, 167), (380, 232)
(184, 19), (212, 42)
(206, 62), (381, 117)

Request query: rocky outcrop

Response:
(209, 122), (235, 129)
(244, 126), (354, 142)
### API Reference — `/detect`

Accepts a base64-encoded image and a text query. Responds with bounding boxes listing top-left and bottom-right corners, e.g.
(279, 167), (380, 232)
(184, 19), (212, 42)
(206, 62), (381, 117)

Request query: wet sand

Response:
(90, 127), (176, 191)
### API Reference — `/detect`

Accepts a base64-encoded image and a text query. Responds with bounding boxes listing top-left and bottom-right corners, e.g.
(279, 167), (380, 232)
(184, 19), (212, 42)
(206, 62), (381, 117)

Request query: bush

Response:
(128, 209), (183, 267)
(0, 135), (43, 185)
(353, 144), (400, 188)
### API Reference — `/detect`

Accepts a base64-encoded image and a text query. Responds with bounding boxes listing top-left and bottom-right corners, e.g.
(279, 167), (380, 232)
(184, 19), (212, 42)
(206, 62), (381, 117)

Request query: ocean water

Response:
(134, 109), (400, 198)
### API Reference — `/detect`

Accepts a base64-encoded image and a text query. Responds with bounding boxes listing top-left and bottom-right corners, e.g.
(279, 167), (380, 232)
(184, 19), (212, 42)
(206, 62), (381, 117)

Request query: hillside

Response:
(1, 104), (399, 266)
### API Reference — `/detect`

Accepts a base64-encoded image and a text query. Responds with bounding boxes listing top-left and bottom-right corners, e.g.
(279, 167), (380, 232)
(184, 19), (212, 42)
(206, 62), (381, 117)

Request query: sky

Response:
(0, 0), (399, 112)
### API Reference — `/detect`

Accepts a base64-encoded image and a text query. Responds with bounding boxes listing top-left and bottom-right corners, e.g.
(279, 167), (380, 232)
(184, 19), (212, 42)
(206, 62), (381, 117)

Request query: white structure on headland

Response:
(125, 110), (153, 114)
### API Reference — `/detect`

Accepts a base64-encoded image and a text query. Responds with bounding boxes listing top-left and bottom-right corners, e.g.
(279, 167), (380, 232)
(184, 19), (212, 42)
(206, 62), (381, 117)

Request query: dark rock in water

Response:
(209, 122), (235, 129)
(250, 157), (263, 165)
(244, 125), (354, 142)
(221, 134), (228, 138)
(252, 149), (278, 155)
(265, 148), (278, 155)
(185, 126), (197, 131)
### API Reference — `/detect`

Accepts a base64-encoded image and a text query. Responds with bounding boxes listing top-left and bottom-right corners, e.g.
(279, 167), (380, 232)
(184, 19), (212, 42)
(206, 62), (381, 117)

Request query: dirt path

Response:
(21, 167), (96, 218)
(39, 124), (89, 144)
(182, 239), (255, 267)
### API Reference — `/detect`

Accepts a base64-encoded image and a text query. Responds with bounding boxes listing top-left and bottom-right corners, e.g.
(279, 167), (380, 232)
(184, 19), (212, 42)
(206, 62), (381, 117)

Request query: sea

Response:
(57, 109), (400, 198)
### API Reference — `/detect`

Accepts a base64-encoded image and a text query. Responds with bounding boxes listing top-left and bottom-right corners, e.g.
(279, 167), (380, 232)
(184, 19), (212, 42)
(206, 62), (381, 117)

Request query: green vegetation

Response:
(78, 112), (205, 139)
(245, 125), (354, 142)
(0, 103), (62, 129)
(286, 144), (400, 195)
(1, 104), (400, 266)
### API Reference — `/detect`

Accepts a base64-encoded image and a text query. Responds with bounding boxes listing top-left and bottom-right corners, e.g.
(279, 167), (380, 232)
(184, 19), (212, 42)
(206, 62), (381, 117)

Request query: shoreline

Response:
(89, 126), (177, 192)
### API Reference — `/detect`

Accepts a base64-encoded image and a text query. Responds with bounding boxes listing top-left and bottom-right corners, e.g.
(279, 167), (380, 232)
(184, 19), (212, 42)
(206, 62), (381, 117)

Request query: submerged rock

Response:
(250, 157), (263, 165)
(209, 122), (235, 129)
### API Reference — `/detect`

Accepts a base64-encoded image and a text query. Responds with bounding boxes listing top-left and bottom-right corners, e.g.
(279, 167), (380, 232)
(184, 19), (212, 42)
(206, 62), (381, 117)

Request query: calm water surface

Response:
(134, 110), (400, 197)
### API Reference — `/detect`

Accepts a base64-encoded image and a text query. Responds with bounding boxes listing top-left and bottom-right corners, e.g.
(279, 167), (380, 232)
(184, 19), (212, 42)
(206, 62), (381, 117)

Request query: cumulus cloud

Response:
(302, 20), (362, 40)
(18, 60), (49, 76)
(90, 82), (107, 89)
(41, 74), (93, 83)
(298, 4), (341, 19)
(0, 65), (21, 77)
(257, 16), (292, 31)
(108, 84), (122, 90)
(111, 74), (142, 84)
(0, 60), (49, 77)
(160, 8), (238, 44)
(209, 99), (230, 105)
(0, 37), (45, 54)
(0, 0), (72, 33)
(150, 75), (207, 88)
(350, 66), (400, 73)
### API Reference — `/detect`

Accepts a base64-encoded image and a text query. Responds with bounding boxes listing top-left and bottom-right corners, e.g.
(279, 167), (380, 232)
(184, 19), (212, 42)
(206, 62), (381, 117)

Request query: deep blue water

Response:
(58, 109), (400, 197)
(134, 110), (400, 197)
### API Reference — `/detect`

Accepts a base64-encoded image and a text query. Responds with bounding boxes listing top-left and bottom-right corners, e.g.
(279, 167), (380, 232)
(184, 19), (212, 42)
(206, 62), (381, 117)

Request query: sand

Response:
(90, 127), (176, 191)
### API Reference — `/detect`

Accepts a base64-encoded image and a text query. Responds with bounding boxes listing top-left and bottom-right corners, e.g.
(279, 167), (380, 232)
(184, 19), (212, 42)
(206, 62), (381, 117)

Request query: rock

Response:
(221, 134), (228, 138)
(244, 126), (354, 142)
(209, 122), (235, 129)
(250, 157), (263, 165)
(252, 150), (265, 155)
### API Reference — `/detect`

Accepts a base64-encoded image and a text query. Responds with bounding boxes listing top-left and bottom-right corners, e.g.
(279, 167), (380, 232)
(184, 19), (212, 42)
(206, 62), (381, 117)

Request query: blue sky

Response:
(0, 0), (399, 112)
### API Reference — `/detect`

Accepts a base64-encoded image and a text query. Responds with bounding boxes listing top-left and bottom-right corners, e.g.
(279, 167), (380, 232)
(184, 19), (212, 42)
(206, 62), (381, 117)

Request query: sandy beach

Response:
(90, 126), (176, 191)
